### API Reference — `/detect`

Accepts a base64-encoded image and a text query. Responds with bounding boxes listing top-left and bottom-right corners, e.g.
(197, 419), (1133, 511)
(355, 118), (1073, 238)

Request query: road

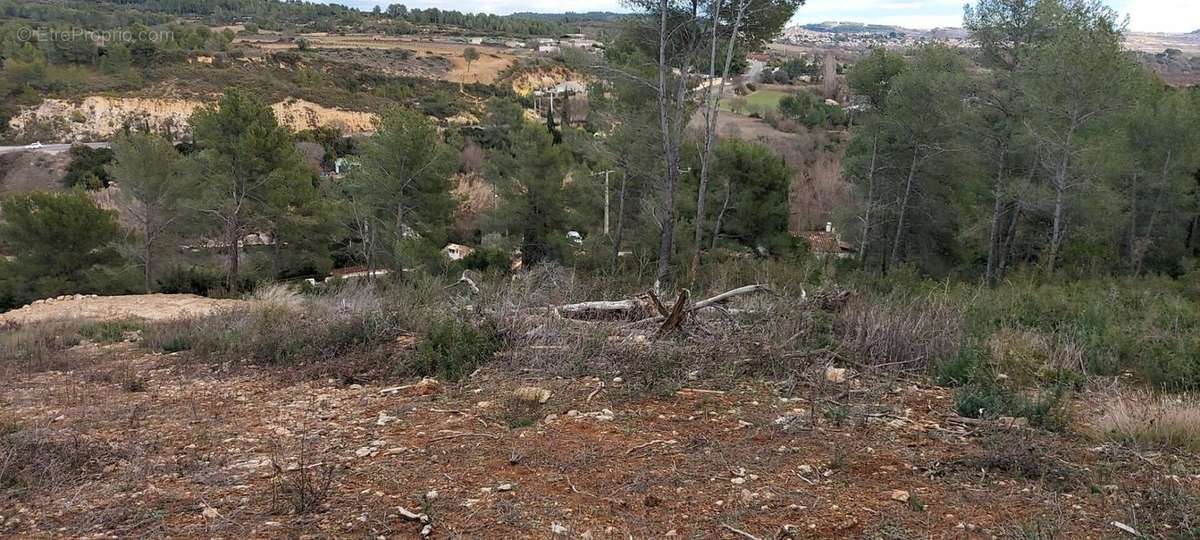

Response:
(0, 142), (109, 155)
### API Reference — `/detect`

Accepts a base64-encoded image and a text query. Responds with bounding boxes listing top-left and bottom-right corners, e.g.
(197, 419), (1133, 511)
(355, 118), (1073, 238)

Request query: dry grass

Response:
(1094, 393), (1200, 452)
(0, 425), (123, 500)
(835, 292), (964, 375)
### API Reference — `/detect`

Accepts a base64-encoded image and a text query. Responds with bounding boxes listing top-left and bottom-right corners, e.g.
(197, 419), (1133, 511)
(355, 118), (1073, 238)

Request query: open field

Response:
(3, 342), (1193, 538)
(238, 35), (521, 84)
(2, 275), (1198, 538)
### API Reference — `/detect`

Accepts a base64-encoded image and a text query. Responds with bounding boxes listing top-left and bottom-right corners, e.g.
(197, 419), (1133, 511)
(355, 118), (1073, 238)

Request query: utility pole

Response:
(592, 170), (614, 235)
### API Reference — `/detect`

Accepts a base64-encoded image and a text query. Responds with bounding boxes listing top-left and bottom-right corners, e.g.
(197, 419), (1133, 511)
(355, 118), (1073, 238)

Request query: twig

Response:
(626, 439), (675, 455)
(426, 431), (500, 444)
(586, 383), (604, 403)
(721, 523), (762, 540)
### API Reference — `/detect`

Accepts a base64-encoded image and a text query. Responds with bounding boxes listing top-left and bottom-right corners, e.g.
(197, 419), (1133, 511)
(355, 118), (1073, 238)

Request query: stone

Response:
(824, 367), (849, 384)
(551, 523), (569, 535)
(201, 506), (220, 519)
(514, 386), (552, 404)
(376, 412), (397, 426)
(415, 378), (442, 396)
(890, 490), (910, 503)
(496, 483), (513, 492)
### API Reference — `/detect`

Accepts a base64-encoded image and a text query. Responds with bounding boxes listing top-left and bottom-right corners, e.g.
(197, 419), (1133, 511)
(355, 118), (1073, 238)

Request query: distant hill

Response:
(800, 21), (906, 34)
(783, 21), (968, 42)
(508, 12), (626, 23)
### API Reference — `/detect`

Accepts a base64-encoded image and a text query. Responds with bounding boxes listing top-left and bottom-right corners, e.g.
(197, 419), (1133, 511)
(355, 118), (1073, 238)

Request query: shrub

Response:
(954, 377), (1072, 431)
(78, 319), (142, 343)
(1094, 394), (1200, 452)
(412, 318), (502, 382)
(0, 322), (84, 373)
(836, 292), (964, 376)
(143, 284), (396, 372)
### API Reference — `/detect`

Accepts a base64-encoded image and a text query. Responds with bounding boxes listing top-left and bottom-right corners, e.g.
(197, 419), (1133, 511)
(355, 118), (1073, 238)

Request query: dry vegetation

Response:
(2, 265), (1198, 538)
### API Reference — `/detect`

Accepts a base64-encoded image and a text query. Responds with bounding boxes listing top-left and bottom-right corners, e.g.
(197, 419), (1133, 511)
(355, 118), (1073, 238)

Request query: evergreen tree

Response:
(188, 89), (314, 291)
(0, 191), (122, 308)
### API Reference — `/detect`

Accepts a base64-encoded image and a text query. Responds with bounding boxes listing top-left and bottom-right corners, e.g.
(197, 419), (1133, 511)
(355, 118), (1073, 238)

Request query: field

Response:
(2, 275), (1198, 538)
(237, 34), (521, 84)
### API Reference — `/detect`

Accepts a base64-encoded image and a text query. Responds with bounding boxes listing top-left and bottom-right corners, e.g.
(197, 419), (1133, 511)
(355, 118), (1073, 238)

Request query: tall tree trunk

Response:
(711, 177), (732, 250)
(889, 149), (920, 270)
(1045, 126), (1076, 275)
(144, 235), (154, 294)
(654, 0), (677, 291)
(1134, 150), (1174, 276)
(690, 0), (748, 281)
(859, 134), (878, 266)
(226, 220), (240, 293)
(985, 162), (1006, 287)
(611, 171), (628, 272)
(999, 200), (1021, 277)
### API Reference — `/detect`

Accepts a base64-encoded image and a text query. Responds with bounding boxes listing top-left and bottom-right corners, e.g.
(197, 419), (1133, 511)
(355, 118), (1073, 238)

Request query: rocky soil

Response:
(1, 338), (1195, 539)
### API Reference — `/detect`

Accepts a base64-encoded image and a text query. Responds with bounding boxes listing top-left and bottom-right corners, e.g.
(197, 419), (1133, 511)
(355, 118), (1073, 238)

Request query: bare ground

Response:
(1, 340), (1195, 539)
(0, 294), (248, 325)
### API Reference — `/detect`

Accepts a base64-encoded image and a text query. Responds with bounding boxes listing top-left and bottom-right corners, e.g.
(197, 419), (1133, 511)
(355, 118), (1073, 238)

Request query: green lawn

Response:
(722, 89), (791, 114)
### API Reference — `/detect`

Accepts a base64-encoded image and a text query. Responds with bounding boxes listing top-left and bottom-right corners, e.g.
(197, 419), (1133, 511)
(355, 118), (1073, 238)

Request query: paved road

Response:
(0, 142), (109, 155)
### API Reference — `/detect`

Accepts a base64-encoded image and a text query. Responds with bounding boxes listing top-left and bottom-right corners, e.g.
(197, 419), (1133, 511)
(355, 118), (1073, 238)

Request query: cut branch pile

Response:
(545, 284), (774, 338)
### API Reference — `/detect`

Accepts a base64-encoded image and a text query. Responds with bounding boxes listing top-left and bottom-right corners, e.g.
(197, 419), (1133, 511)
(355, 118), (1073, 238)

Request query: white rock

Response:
(551, 523), (569, 535)
(824, 367), (849, 384)
(890, 489), (910, 503)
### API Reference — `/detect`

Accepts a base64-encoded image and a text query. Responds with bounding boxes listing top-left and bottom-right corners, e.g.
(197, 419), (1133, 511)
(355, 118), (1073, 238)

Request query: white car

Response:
(24, 142), (43, 149)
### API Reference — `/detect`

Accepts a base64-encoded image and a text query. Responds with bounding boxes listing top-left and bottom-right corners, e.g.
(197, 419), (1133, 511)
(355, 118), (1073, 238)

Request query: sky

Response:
(334, 0), (1200, 33)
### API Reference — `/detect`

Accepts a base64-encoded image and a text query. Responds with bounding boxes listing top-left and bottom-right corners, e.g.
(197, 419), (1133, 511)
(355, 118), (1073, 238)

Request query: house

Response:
(441, 243), (475, 261)
(801, 223), (856, 259)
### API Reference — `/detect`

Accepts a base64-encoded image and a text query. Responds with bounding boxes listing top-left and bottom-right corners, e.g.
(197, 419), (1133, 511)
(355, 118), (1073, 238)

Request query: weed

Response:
(78, 319), (142, 343)
(270, 440), (337, 515)
(1095, 394), (1200, 452)
(502, 397), (542, 429)
(412, 318), (502, 382)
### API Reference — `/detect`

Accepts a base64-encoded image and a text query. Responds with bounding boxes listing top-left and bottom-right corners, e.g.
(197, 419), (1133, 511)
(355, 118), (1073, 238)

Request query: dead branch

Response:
(721, 523), (762, 540)
(625, 439), (676, 455)
(655, 289), (690, 338)
(690, 284), (773, 311)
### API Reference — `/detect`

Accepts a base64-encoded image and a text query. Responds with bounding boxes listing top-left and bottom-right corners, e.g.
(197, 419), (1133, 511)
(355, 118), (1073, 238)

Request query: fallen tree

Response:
(551, 284), (774, 323)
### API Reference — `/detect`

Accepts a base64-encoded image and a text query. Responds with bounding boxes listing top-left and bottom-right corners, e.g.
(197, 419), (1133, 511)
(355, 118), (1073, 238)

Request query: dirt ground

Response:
(0, 151), (71, 196)
(1, 337), (1195, 539)
(239, 35), (519, 84)
(0, 294), (248, 325)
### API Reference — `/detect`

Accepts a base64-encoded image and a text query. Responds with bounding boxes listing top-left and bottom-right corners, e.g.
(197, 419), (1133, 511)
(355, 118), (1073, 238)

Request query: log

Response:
(551, 284), (772, 322)
(690, 284), (773, 311)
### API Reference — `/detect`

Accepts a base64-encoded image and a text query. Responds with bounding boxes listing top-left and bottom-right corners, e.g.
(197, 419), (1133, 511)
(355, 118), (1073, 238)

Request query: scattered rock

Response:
(415, 378), (442, 396)
(513, 386), (552, 404)
(890, 490), (910, 503)
(376, 412), (397, 426)
(824, 367), (849, 384)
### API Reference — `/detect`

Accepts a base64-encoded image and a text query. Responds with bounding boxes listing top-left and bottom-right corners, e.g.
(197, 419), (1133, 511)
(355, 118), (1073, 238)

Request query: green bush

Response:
(413, 318), (502, 382)
(78, 319), (142, 343)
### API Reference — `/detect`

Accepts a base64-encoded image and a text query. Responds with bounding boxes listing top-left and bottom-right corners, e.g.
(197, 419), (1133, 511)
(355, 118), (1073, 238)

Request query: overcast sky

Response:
(334, 0), (1199, 33)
